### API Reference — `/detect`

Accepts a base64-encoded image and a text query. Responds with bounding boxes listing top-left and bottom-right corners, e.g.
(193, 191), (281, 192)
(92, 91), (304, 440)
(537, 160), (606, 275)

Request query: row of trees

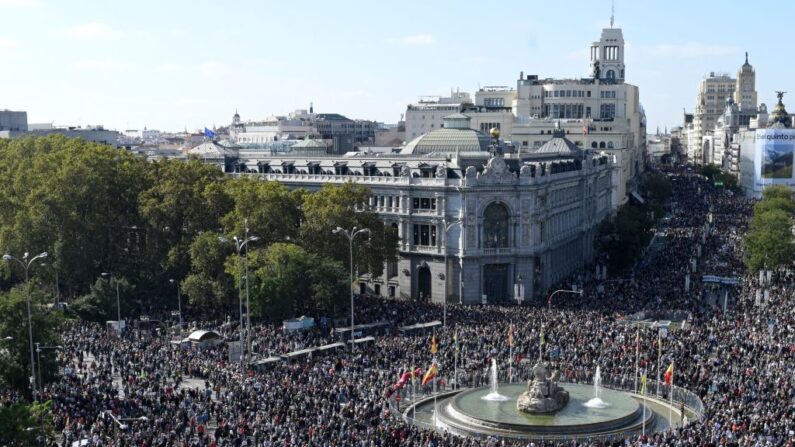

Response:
(744, 185), (795, 271)
(701, 164), (739, 191)
(0, 135), (398, 322)
(596, 172), (673, 273)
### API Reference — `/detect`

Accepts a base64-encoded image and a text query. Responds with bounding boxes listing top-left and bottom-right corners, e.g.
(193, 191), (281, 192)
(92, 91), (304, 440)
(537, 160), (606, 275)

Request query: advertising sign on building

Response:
(755, 129), (795, 187)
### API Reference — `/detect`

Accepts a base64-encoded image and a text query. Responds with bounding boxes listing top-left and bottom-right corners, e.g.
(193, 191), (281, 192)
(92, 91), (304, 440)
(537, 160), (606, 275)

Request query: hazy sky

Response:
(1, 0), (792, 132)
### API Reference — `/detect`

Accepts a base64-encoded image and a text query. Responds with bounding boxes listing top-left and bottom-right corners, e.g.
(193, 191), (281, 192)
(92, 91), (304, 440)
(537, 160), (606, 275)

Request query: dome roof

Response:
(288, 138), (327, 155)
(188, 141), (238, 158)
(768, 93), (791, 128)
(529, 129), (583, 159)
(401, 127), (491, 155)
(292, 138), (327, 148)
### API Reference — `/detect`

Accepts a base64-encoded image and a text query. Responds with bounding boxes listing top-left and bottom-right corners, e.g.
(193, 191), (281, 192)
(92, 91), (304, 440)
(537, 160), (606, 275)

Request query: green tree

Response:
(233, 243), (347, 320)
(753, 197), (795, 216)
(139, 159), (230, 277)
(643, 172), (673, 203)
(0, 136), (150, 299)
(222, 178), (303, 244)
(0, 400), (54, 446)
(69, 276), (134, 323)
(300, 182), (398, 278)
(181, 231), (234, 312)
(745, 209), (795, 271)
(700, 164), (721, 180)
(0, 286), (62, 395)
(762, 184), (794, 202)
(597, 204), (654, 273)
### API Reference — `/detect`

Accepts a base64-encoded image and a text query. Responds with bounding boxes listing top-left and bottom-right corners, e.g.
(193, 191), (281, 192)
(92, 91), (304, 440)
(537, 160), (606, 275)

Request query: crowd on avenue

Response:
(5, 169), (795, 447)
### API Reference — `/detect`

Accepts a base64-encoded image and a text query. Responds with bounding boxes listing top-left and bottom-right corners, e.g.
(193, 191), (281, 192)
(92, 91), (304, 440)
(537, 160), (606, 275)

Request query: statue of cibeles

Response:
(516, 361), (569, 414)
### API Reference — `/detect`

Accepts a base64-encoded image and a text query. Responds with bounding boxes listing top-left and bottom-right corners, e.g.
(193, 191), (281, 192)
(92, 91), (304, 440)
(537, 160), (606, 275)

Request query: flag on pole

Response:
(540, 326), (545, 346)
(422, 361), (438, 386)
(640, 373), (647, 395)
(430, 335), (438, 355)
(203, 127), (216, 138)
(454, 332), (459, 352)
(508, 324), (514, 347)
(664, 362), (674, 385)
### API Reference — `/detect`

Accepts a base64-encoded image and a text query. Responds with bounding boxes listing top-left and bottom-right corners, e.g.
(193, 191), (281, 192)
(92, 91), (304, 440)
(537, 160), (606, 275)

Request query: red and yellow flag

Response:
(422, 362), (438, 386)
(663, 362), (674, 385)
(430, 335), (438, 354)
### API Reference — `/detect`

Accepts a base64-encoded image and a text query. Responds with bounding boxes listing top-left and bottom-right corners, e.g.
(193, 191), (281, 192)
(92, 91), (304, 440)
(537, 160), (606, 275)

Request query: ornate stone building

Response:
(189, 115), (615, 304)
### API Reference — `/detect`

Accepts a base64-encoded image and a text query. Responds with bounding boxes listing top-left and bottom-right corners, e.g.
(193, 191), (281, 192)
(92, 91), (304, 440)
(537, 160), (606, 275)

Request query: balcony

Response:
(482, 247), (514, 256)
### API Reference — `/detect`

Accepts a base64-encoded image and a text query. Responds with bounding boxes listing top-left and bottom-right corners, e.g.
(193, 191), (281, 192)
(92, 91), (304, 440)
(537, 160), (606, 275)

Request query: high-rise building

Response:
(405, 23), (645, 208)
(686, 54), (759, 164)
(734, 52), (757, 114)
(692, 72), (736, 157)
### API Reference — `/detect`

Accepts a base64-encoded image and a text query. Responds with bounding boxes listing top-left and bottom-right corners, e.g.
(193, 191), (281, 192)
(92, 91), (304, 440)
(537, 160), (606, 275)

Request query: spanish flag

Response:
(422, 362), (438, 386)
(508, 324), (514, 347)
(663, 362), (674, 385)
(430, 335), (438, 355)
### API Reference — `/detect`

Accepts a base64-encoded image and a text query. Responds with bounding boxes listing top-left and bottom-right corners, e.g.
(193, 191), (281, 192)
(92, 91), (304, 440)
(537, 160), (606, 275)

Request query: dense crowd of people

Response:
(9, 169), (795, 446)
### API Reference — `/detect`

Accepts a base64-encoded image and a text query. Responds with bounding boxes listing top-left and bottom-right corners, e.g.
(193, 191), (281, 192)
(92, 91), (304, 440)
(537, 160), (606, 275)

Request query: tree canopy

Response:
(0, 136), (398, 324)
(745, 188), (795, 271)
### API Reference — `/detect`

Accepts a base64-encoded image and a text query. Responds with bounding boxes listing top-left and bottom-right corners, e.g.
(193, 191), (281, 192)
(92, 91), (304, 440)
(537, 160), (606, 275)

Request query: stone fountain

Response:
(516, 362), (569, 413)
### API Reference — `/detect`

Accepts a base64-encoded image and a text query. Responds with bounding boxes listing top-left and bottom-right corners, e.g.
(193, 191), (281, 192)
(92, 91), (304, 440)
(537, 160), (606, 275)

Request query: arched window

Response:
(599, 141), (606, 149)
(482, 202), (510, 249)
(607, 141), (614, 149)
(606, 70), (615, 80)
(591, 142), (598, 149)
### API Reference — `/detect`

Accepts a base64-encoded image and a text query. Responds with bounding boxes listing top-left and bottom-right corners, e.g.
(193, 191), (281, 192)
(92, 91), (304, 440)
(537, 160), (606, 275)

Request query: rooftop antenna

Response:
(610, 0), (614, 28)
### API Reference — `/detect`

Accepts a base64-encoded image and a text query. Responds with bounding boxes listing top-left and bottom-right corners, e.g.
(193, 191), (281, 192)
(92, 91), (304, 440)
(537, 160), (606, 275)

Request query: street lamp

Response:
(169, 279), (183, 337)
(101, 272), (122, 332)
(332, 226), (370, 347)
(3, 251), (47, 395)
(219, 226), (259, 369)
(442, 220), (461, 328)
(546, 288), (583, 310)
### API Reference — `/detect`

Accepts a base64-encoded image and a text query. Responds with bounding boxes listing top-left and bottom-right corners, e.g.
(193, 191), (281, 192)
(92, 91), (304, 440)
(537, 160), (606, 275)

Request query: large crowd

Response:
(8, 169), (795, 446)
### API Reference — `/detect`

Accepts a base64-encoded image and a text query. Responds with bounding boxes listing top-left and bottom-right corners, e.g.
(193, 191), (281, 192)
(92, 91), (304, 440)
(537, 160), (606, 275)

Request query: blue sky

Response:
(0, 0), (792, 133)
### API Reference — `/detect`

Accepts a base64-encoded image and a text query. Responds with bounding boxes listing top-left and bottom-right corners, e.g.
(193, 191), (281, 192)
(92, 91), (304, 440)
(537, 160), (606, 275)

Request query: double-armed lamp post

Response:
(219, 224), (259, 369)
(2, 251), (48, 395)
(332, 226), (370, 347)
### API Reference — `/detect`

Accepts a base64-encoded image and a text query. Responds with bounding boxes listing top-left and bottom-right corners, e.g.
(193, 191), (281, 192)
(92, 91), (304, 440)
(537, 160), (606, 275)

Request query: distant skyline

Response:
(1, 0), (792, 133)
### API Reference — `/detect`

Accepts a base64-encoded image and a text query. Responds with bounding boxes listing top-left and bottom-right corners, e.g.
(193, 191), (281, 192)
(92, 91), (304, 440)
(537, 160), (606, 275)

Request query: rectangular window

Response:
(413, 224), (437, 246)
(600, 104), (615, 119)
(420, 226), (429, 246)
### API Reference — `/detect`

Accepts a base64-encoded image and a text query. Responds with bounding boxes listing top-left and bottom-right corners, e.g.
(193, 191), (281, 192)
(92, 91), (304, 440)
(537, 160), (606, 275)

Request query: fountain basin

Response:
(431, 383), (654, 440)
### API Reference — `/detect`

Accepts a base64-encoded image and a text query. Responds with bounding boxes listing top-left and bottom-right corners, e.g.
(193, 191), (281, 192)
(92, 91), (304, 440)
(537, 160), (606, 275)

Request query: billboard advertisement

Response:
(755, 129), (795, 186)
